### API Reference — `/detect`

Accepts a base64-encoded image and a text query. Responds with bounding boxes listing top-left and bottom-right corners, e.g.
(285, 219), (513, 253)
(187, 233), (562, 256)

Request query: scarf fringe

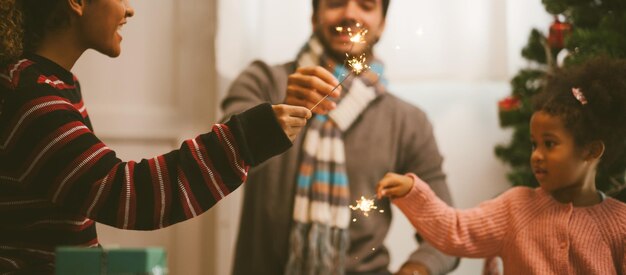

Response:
(286, 222), (350, 275)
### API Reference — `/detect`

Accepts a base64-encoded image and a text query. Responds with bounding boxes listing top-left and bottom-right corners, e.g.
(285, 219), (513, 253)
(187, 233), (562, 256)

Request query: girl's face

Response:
(78, 0), (134, 57)
(530, 111), (591, 192)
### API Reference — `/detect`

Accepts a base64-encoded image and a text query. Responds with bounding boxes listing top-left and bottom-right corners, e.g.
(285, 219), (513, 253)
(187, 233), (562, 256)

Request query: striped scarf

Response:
(285, 36), (387, 275)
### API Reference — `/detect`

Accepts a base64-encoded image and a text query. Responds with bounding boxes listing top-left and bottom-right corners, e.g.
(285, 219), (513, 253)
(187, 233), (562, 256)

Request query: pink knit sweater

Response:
(393, 175), (626, 275)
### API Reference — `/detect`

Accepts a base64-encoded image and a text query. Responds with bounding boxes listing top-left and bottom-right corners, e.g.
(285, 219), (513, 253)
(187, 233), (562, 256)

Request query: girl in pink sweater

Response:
(377, 57), (626, 275)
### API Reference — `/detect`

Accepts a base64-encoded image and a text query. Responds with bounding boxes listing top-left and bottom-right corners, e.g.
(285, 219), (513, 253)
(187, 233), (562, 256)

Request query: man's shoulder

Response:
(242, 60), (296, 77)
(379, 92), (423, 110)
(231, 60), (296, 95)
(375, 92), (429, 122)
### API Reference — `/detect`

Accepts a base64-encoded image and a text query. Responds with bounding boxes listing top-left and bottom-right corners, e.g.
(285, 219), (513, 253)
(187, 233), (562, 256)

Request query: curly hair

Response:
(0, 0), (72, 66)
(532, 57), (626, 174)
(0, 0), (23, 65)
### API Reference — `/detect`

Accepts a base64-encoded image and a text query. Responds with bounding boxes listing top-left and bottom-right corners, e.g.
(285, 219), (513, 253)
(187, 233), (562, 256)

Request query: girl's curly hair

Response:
(0, 0), (23, 65)
(533, 57), (626, 183)
(0, 0), (72, 66)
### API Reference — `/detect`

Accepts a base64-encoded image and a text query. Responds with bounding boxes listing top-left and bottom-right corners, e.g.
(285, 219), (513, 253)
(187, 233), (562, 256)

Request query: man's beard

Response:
(313, 27), (377, 63)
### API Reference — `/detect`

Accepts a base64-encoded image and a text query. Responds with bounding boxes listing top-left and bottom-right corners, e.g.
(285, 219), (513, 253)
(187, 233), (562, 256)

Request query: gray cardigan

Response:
(221, 60), (459, 275)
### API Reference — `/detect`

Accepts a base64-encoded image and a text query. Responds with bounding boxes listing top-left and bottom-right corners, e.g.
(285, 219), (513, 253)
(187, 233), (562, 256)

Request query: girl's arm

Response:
(379, 173), (514, 258)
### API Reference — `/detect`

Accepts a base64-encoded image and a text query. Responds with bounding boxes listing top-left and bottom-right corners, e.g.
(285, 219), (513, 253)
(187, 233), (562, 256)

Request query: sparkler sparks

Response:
(335, 24), (368, 44)
(349, 28), (368, 44)
(309, 24), (371, 112)
(347, 54), (369, 75)
(349, 196), (378, 217)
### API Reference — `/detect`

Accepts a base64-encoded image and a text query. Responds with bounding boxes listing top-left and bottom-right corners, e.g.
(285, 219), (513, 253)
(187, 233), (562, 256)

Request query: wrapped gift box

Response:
(56, 247), (167, 275)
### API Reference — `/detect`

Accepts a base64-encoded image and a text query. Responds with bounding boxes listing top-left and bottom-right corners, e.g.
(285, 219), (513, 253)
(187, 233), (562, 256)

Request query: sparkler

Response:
(337, 23), (368, 44)
(309, 69), (353, 112)
(309, 24), (370, 112)
(349, 196), (378, 217)
(347, 54), (368, 75)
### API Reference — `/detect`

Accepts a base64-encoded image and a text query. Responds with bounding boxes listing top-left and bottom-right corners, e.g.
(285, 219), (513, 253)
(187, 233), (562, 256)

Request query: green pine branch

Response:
(495, 0), (626, 199)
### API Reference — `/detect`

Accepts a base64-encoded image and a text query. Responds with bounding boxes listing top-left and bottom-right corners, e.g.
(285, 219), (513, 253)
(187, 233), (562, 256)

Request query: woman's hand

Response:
(271, 104), (312, 142)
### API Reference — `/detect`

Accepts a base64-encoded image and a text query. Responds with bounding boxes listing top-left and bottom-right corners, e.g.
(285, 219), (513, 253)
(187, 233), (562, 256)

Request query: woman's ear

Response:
(67, 0), (86, 16)
(585, 140), (605, 161)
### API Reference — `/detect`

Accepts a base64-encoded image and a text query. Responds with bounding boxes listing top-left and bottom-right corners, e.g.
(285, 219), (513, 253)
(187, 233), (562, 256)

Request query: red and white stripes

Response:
(1, 96), (75, 150)
(85, 168), (115, 218)
(0, 59), (33, 89)
(214, 124), (248, 180)
(120, 162), (137, 229)
(37, 75), (76, 90)
(176, 167), (200, 219)
(150, 156), (170, 228)
(52, 143), (111, 202)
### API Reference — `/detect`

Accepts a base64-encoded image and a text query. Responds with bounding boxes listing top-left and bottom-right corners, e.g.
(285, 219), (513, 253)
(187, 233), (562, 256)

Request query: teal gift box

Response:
(56, 247), (167, 275)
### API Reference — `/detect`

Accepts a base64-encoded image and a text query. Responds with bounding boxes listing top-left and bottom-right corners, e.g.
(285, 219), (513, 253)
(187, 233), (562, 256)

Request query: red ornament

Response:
(548, 16), (572, 49)
(498, 96), (521, 112)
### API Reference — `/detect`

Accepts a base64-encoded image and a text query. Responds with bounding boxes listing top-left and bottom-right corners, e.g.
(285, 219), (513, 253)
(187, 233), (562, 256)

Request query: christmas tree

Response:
(495, 0), (626, 201)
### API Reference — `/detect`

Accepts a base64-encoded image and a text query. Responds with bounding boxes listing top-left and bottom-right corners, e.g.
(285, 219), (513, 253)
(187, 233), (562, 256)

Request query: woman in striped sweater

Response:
(377, 57), (626, 274)
(0, 0), (311, 273)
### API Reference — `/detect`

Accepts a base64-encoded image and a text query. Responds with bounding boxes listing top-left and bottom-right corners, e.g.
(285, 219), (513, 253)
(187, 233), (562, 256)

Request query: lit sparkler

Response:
(347, 54), (369, 75)
(335, 23), (368, 44)
(310, 24), (370, 112)
(347, 27), (368, 44)
(349, 196), (378, 217)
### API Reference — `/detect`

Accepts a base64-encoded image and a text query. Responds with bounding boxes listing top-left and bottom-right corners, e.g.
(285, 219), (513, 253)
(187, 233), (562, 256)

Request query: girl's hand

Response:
(272, 104), (312, 142)
(377, 172), (414, 199)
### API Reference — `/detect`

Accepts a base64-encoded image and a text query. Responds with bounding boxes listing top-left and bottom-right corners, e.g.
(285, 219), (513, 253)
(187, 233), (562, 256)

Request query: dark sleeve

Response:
(0, 85), (290, 230)
(226, 103), (292, 166)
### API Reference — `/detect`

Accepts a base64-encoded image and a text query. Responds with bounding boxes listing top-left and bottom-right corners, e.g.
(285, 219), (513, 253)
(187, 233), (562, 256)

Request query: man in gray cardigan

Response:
(221, 0), (458, 274)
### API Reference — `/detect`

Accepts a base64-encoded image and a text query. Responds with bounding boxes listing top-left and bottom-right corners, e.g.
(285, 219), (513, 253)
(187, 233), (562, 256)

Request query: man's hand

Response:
(285, 66), (342, 114)
(395, 262), (431, 275)
(271, 104), (312, 142)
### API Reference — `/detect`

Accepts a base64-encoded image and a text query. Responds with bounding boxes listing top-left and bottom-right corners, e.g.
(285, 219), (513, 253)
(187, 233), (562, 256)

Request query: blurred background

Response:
(73, 0), (554, 274)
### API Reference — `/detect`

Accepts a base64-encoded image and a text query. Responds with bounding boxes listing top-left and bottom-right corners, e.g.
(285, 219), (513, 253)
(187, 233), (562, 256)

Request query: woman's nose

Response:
(125, 1), (135, 18)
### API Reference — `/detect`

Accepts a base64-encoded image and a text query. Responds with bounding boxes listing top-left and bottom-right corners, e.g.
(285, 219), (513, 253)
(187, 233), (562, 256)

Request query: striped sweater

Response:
(0, 55), (291, 273)
(394, 174), (626, 275)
